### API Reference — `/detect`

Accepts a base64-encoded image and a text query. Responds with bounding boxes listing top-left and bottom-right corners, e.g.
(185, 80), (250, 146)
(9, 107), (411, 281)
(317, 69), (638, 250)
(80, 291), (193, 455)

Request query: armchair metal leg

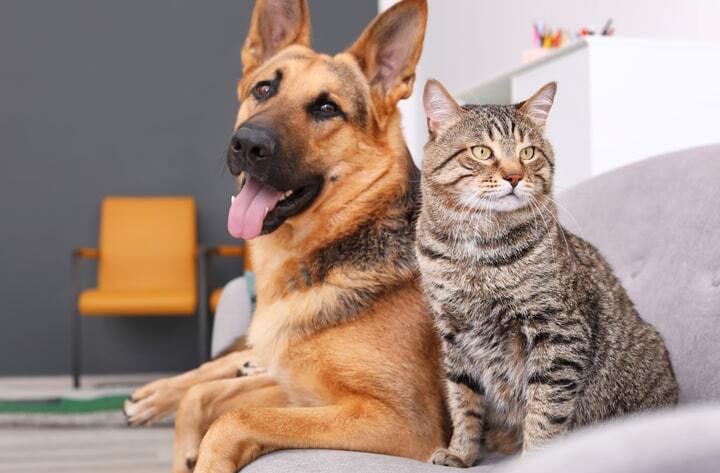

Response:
(72, 307), (82, 388)
(197, 248), (209, 363)
(197, 304), (209, 364)
(71, 252), (83, 389)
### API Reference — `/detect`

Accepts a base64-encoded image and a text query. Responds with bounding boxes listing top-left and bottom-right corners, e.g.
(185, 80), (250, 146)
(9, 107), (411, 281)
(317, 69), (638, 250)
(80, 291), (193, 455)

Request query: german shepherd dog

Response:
(123, 1), (448, 471)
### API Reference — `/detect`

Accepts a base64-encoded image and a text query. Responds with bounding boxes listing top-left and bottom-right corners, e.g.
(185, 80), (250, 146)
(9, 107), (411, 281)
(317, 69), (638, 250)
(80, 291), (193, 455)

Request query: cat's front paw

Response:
(430, 448), (473, 468)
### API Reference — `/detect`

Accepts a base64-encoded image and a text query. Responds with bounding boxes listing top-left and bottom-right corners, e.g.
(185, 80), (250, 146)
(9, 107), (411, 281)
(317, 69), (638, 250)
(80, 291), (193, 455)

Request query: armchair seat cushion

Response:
(78, 288), (196, 316)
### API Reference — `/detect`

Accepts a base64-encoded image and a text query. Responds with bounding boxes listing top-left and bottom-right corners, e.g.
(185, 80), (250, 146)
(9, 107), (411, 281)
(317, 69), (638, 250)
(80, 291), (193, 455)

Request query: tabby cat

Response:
(416, 79), (678, 467)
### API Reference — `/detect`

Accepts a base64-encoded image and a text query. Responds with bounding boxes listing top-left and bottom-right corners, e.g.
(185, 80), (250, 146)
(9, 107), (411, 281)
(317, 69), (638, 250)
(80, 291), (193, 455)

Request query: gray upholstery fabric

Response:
(497, 403), (720, 473)
(243, 449), (477, 473)
(241, 145), (720, 471)
(244, 403), (720, 472)
(555, 144), (720, 403)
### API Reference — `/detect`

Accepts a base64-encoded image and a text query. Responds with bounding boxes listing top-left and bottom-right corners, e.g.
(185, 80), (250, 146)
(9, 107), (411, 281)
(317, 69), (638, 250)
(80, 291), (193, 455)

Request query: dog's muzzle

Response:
(227, 124), (281, 179)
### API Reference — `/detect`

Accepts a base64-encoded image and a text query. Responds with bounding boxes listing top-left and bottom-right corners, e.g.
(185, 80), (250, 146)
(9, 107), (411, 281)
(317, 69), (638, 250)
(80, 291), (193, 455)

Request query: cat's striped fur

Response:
(416, 80), (678, 467)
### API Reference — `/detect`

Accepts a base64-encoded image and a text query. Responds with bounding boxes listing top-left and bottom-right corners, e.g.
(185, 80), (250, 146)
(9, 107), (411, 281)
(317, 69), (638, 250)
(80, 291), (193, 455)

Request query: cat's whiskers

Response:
(526, 199), (541, 251)
(529, 197), (557, 269)
(472, 192), (493, 230)
(461, 189), (495, 234)
(532, 196), (574, 267)
(545, 195), (593, 260)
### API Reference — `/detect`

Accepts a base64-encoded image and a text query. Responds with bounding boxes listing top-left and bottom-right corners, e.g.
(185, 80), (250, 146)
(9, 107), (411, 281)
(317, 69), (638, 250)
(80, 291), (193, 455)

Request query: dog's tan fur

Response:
(125, 1), (449, 471)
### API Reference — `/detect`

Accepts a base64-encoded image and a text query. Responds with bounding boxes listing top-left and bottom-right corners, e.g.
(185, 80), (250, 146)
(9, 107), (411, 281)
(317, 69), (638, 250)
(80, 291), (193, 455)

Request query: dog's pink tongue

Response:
(228, 177), (283, 240)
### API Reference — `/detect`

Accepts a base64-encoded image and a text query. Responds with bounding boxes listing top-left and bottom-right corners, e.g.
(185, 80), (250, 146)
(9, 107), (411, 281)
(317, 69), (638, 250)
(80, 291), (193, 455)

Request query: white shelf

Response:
(460, 37), (720, 189)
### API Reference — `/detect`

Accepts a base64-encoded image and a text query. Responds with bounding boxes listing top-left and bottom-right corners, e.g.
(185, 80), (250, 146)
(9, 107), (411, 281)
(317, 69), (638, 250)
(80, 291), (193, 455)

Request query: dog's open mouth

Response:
(227, 174), (322, 240)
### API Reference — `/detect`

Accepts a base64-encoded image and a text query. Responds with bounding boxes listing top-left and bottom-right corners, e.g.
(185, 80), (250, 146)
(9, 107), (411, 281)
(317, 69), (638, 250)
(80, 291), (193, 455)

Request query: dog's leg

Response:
(193, 399), (419, 473)
(124, 349), (255, 426)
(172, 375), (287, 473)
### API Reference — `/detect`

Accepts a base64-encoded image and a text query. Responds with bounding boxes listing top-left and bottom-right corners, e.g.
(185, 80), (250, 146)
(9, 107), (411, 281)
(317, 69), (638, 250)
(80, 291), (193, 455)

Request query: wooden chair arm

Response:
(206, 245), (245, 258)
(73, 247), (99, 259)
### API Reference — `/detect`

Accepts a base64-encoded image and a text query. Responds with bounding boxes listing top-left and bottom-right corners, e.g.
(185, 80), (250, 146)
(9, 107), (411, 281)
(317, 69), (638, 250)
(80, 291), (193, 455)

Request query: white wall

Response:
(380, 0), (720, 162)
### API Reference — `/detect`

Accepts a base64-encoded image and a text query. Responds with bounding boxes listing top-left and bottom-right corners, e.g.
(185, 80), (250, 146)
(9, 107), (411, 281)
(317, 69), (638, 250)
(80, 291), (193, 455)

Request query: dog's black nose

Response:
(230, 126), (278, 164)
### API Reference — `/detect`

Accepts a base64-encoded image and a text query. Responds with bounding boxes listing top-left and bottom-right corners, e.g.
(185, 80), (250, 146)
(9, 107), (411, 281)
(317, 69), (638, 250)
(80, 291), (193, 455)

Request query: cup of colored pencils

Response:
(532, 21), (568, 50)
(522, 19), (614, 64)
(522, 21), (568, 63)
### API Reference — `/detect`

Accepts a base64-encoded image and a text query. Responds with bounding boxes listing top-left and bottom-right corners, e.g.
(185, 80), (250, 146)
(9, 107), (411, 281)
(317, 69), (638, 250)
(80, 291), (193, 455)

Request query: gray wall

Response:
(0, 0), (377, 376)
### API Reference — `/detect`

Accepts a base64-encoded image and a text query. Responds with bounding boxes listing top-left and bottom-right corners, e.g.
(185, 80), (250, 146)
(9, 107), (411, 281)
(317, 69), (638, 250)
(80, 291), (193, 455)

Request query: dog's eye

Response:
(309, 97), (344, 121)
(319, 102), (337, 114)
(252, 81), (274, 101)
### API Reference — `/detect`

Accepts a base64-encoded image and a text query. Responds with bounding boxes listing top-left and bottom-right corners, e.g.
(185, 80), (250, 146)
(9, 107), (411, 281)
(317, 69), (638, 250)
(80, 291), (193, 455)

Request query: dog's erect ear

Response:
(346, 0), (428, 117)
(423, 79), (462, 138)
(241, 0), (311, 74)
(517, 82), (557, 130)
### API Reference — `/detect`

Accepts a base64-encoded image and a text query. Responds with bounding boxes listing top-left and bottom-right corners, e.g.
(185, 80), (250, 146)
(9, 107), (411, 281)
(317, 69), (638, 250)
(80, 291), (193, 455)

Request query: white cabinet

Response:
(460, 37), (720, 189)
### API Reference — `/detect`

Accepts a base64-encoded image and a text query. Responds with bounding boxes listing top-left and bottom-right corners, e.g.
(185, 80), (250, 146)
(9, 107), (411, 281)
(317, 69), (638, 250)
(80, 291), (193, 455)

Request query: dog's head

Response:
(227, 0), (427, 240)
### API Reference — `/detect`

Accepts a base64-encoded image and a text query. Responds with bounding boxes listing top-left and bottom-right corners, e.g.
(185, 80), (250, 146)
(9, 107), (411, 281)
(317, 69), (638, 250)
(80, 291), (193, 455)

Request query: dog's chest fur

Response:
(246, 182), (421, 397)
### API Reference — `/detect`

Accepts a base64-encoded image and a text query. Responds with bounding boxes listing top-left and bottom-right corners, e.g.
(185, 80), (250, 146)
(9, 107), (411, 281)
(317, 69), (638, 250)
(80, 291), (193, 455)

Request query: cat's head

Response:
(421, 79), (556, 213)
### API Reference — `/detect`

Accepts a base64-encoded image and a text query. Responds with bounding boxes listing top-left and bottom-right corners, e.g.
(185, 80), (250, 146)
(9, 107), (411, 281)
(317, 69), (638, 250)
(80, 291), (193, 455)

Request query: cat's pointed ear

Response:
(241, 0), (311, 74)
(517, 82), (557, 130)
(346, 0), (428, 120)
(423, 79), (462, 138)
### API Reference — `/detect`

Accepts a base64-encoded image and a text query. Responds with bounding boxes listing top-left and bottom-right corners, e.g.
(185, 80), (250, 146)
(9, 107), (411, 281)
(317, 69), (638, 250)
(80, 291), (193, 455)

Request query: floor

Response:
(0, 374), (175, 473)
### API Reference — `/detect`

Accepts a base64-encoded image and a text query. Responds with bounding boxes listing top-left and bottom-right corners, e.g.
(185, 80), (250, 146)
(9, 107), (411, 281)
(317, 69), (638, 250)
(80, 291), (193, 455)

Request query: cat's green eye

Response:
(520, 146), (536, 161)
(471, 145), (493, 161)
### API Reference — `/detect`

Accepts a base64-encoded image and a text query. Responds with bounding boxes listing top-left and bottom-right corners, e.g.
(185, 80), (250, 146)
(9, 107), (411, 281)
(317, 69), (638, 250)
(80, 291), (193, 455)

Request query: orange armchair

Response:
(206, 245), (249, 313)
(72, 197), (209, 388)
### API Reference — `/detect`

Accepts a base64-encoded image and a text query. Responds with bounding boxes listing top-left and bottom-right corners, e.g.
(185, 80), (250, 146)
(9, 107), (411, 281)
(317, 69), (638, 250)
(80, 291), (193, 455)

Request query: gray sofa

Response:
(239, 145), (720, 472)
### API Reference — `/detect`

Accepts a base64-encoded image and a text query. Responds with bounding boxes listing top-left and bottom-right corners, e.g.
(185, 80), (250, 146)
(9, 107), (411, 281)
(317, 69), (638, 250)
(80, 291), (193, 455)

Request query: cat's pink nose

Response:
(503, 174), (523, 188)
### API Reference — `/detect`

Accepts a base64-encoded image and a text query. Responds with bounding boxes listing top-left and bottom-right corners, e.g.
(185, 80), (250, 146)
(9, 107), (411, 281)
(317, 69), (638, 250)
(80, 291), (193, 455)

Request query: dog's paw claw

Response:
(236, 361), (266, 378)
(123, 397), (160, 427)
(124, 379), (180, 426)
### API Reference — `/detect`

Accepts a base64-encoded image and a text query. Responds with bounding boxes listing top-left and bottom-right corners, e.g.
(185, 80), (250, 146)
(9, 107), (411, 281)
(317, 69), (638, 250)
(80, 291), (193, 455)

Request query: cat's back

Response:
(557, 227), (679, 418)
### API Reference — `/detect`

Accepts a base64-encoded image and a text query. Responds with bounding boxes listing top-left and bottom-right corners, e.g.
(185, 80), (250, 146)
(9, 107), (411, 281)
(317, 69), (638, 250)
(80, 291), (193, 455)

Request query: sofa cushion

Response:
(242, 447), (500, 472)
(502, 403), (720, 473)
(244, 404), (720, 472)
(556, 144), (720, 403)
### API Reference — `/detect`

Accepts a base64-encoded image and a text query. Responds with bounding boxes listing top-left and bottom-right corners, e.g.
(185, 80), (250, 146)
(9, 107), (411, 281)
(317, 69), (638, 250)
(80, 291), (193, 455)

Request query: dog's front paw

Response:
(236, 360), (266, 377)
(193, 415), (260, 473)
(171, 449), (198, 473)
(124, 378), (181, 426)
(430, 448), (473, 468)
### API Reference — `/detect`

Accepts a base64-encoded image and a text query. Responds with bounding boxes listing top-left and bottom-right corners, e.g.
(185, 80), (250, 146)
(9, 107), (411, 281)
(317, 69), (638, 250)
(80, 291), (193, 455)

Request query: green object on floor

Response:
(0, 394), (128, 414)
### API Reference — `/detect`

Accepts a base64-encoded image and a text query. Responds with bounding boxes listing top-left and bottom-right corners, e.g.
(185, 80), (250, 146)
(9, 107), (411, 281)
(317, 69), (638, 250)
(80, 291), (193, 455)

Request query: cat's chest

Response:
(441, 287), (533, 380)
(453, 311), (531, 413)
(451, 309), (527, 360)
(450, 250), (526, 291)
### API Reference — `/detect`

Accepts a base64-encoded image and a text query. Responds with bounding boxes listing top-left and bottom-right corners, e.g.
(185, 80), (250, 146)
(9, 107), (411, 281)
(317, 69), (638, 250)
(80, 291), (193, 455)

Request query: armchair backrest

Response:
(97, 197), (197, 292)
